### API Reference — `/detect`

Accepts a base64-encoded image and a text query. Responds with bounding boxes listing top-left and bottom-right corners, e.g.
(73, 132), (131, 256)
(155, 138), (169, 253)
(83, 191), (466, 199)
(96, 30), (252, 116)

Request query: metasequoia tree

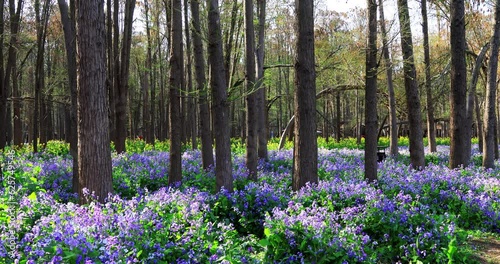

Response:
(466, 41), (490, 158)
(365, 0), (378, 183)
(169, 0), (183, 184)
(76, 0), (113, 203)
(0, 0), (4, 150)
(113, 0), (136, 154)
(378, 0), (398, 157)
(483, 0), (500, 169)
(34, 0), (51, 153)
(191, 0), (214, 170)
(397, 0), (425, 169)
(449, 0), (469, 168)
(58, 0), (79, 193)
(9, 0), (23, 147)
(208, 0), (233, 192)
(292, 0), (318, 191)
(245, 0), (258, 180)
(256, 0), (268, 160)
(421, 0), (436, 153)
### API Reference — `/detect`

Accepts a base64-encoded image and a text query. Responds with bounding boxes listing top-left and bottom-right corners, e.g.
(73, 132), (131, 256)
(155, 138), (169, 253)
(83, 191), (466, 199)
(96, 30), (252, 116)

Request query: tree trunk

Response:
(208, 0), (233, 192)
(336, 92), (341, 142)
(256, 0), (268, 160)
(33, 0), (50, 153)
(397, 0), (425, 169)
(293, 0), (318, 191)
(476, 95), (483, 153)
(76, 0), (113, 204)
(245, 0), (258, 180)
(8, 0), (23, 147)
(483, 0), (500, 169)
(0, 0), (5, 150)
(365, 0), (378, 183)
(466, 41), (489, 160)
(449, 0), (469, 168)
(421, 0), (436, 153)
(114, 0), (136, 153)
(191, 0), (214, 170)
(58, 0), (79, 193)
(184, 0), (196, 150)
(144, 0), (154, 143)
(169, 0), (183, 184)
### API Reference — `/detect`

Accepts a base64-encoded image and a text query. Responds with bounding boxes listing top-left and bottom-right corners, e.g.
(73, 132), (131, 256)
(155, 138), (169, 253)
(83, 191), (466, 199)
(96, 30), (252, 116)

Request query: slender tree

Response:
(33, 0), (50, 153)
(397, 0), (425, 169)
(466, 41), (489, 161)
(245, 0), (258, 180)
(293, 0), (318, 191)
(0, 0), (5, 150)
(184, 0), (196, 149)
(169, 0), (183, 184)
(256, 0), (268, 160)
(114, 0), (136, 153)
(365, 0), (378, 183)
(483, 0), (500, 169)
(76, 0), (113, 203)
(58, 0), (79, 193)
(421, 0), (436, 153)
(9, 0), (23, 147)
(449, 0), (469, 168)
(191, 0), (214, 170)
(208, 0), (233, 192)
(379, 0), (398, 157)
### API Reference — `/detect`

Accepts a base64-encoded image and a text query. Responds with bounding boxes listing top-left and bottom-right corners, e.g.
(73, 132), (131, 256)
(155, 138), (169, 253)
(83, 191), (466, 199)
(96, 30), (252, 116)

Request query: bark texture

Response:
(191, 0), (214, 170)
(208, 0), (233, 192)
(483, 0), (500, 169)
(365, 0), (378, 183)
(397, 0), (425, 169)
(169, 0), (183, 184)
(293, 0), (318, 191)
(76, 0), (113, 203)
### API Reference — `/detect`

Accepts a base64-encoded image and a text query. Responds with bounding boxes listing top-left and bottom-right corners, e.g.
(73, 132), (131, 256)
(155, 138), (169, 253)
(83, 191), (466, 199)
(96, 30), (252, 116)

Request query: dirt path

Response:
(471, 237), (500, 263)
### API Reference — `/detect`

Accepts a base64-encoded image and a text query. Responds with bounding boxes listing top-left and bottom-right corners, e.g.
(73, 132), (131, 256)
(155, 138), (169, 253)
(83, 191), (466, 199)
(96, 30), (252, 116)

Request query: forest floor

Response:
(472, 236), (500, 263)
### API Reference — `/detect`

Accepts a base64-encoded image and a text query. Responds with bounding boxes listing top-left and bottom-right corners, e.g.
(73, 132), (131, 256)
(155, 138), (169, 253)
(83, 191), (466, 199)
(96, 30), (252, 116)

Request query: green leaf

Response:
(259, 238), (270, 247)
(28, 192), (37, 202)
(264, 228), (272, 237)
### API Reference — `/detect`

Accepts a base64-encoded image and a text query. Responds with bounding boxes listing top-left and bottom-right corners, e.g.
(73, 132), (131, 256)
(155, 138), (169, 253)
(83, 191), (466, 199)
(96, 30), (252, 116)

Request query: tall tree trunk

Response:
(208, 0), (233, 192)
(483, 0), (500, 169)
(169, 0), (183, 184)
(365, 0), (378, 183)
(466, 41), (489, 159)
(245, 0), (258, 180)
(397, 0), (425, 168)
(144, 0), (154, 143)
(293, 0), (318, 191)
(0, 0), (5, 150)
(449, 0), (469, 168)
(8, 0), (23, 147)
(256, 0), (268, 160)
(34, 0), (50, 153)
(223, 0), (240, 86)
(191, 0), (214, 170)
(106, 0), (113, 142)
(114, 0), (136, 153)
(76, 0), (113, 204)
(58, 0), (79, 193)
(183, 0), (196, 150)
(378, 1), (399, 156)
(421, 0), (436, 153)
